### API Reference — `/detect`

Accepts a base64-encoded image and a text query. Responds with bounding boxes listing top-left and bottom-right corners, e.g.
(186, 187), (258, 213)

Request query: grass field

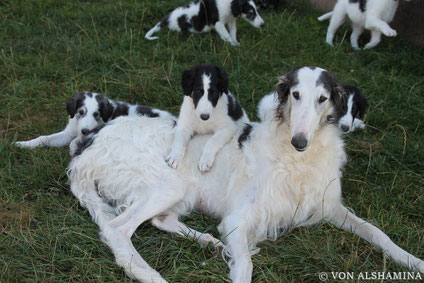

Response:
(1, 0), (423, 282)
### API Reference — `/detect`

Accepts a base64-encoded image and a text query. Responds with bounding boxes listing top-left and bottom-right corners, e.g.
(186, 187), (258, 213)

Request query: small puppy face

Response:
(181, 64), (228, 121)
(232, 0), (264, 28)
(66, 92), (113, 136)
(276, 67), (346, 151)
(338, 85), (368, 133)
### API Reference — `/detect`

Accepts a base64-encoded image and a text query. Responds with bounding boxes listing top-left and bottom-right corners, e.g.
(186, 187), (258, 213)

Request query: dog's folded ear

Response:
(67, 92), (85, 118)
(276, 70), (297, 105)
(97, 95), (114, 122)
(215, 66), (228, 94)
(231, 0), (242, 17)
(182, 68), (195, 96)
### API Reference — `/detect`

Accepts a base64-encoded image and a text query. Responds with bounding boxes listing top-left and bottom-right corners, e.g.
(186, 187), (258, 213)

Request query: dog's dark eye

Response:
(318, 96), (328, 103)
(93, 112), (99, 119)
(351, 105), (357, 116)
(78, 109), (84, 116)
(292, 91), (300, 100)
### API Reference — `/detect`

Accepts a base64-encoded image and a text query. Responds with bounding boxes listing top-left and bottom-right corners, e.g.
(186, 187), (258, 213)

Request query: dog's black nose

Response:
(81, 128), (90, 136)
(291, 134), (308, 152)
(340, 125), (350, 132)
(200, 114), (210, 121)
(260, 22), (264, 27)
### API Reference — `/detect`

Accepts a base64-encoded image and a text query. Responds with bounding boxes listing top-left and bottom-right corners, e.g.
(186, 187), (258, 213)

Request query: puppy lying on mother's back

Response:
(166, 64), (249, 172)
(145, 0), (264, 46)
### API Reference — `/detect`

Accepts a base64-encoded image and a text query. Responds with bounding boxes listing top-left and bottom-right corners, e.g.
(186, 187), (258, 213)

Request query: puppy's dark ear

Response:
(216, 66), (228, 94)
(66, 97), (77, 118)
(231, 0), (242, 17)
(181, 68), (195, 96)
(97, 95), (114, 122)
(357, 92), (368, 119)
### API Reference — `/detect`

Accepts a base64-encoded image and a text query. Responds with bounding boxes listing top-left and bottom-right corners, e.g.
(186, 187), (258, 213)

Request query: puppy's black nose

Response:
(260, 22), (264, 27)
(200, 114), (210, 121)
(81, 128), (90, 136)
(291, 134), (308, 152)
(340, 125), (350, 132)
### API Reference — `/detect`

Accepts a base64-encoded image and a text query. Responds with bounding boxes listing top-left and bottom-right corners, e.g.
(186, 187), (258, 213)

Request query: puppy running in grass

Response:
(145, 0), (264, 46)
(318, 0), (400, 50)
(166, 64), (249, 172)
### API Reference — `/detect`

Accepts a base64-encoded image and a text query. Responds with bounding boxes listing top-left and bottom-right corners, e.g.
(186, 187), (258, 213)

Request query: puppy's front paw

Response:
(198, 153), (215, 173)
(382, 27), (397, 37)
(230, 41), (240, 47)
(352, 119), (365, 131)
(14, 140), (36, 148)
(166, 151), (182, 169)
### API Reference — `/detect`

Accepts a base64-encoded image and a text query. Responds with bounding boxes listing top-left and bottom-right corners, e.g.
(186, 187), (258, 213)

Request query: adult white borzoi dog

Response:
(68, 67), (424, 282)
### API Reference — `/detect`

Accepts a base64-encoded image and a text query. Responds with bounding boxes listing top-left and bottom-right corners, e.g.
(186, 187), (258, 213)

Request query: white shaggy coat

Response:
(68, 67), (424, 282)
(318, 0), (400, 49)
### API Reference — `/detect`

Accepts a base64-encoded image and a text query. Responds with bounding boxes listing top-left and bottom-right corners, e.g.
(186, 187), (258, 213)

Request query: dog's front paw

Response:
(198, 153), (215, 173)
(382, 27), (397, 37)
(352, 119), (365, 131)
(14, 140), (36, 148)
(230, 40), (240, 47)
(166, 151), (183, 169)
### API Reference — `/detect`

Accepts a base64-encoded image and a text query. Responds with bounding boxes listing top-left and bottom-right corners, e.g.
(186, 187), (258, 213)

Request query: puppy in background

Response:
(145, 0), (264, 46)
(318, 0), (400, 49)
(166, 64), (249, 172)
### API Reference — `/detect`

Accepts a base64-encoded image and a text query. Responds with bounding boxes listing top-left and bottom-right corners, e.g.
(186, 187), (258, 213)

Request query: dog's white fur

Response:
(145, 0), (264, 46)
(68, 67), (423, 282)
(15, 92), (174, 148)
(167, 74), (249, 172)
(318, 0), (400, 49)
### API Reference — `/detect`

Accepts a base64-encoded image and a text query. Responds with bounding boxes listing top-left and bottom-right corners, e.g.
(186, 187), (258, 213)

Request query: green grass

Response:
(1, 0), (423, 281)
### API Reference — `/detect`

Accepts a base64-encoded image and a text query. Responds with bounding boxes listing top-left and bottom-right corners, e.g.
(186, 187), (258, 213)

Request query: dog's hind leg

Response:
(363, 30), (382, 49)
(100, 180), (185, 282)
(151, 213), (224, 249)
(350, 23), (364, 50)
(325, 3), (346, 46)
(328, 203), (424, 274)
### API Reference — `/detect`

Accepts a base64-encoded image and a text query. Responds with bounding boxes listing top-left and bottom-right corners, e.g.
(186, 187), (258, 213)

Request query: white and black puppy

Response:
(166, 64), (249, 172)
(338, 85), (368, 132)
(318, 0), (400, 49)
(15, 92), (174, 148)
(145, 0), (264, 46)
(258, 84), (367, 133)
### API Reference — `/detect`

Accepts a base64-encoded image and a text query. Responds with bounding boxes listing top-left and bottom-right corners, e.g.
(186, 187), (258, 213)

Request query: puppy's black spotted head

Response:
(181, 64), (228, 121)
(338, 85), (368, 132)
(66, 92), (88, 118)
(231, 0), (264, 28)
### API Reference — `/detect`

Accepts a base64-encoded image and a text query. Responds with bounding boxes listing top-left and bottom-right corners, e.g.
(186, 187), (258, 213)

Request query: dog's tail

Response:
(145, 22), (161, 40)
(329, 203), (424, 274)
(317, 11), (333, 22)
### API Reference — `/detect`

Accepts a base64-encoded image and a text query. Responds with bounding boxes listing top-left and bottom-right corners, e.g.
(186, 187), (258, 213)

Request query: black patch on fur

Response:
(66, 92), (87, 118)
(274, 69), (300, 121)
(192, 0), (220, 31)
(316, 70), (347, 122)
(137, 105), (160, 117)
(111, 101), (129, 119)
(232, 0), (257, 20)
(160, 15), (170, 28)
(227, 94), (244, 121)
(73, 136), (94, 157)
(344, 85), (368, 119)
(95, 94), (114, 122)
(238, 123), (253, 148)
(254, 0), (280, 9)
(181, 64), (228, 109)
(349, 0), (367, 12)
(178, 15), (192, 32)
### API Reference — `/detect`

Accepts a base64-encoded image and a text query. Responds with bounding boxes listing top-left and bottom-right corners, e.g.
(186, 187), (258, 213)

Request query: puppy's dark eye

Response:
(318, 96), (328, 103)
(93, 112), (99, 119)
(292, 91), (300, 100)
(78, 109), (84, 116)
